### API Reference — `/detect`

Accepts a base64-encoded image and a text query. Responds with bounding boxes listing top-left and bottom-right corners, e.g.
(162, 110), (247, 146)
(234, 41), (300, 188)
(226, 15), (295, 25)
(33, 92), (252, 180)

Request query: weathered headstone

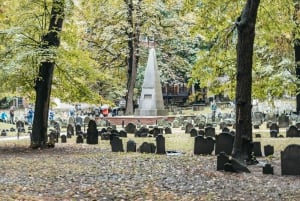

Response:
(126, 140), (136, 152)
(110, 136), (124, 152)
(215, 132), (234, 155)
(125, 123), (137, 133)
(76, 134), (84, 143)
(252, 141), (262, 157)
(86, 120), (98, 144)
(263, 164), (274, 175)
(264, 145), (274, 156)
(190, 128), (198, 137)
(164, 127), (172, 134)
(61, 134), (67, 143)
(217, 152), (230, 171)
(286, 125), (300, 137)
(269, 123), (279, 137)
(67, 124), (74, 137)
(278, 114), (289, 128)
(185, 123), (194, 134)
(156, 135), (166, 154)
(205, 126), (215, 138)
(139, 142), (156, 153)
(194, 135), (215, 155)
(281, 144), (300, 175)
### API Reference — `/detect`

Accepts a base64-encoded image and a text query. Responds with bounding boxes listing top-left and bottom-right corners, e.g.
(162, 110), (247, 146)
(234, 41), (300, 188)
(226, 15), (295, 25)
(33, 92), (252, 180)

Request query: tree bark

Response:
(30, 0), (65, 148)
(124, 0), (141, 115)
(232, 0), (260, 161)
(294, 2), (300, 113)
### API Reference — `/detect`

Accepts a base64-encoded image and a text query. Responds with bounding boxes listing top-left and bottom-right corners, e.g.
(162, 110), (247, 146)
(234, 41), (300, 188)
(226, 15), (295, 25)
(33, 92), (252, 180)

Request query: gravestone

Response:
(75, 124), (81, 135)
(222, 127), (230, 133)
(164, 127), (172, 134)
(269, 123), (279, 137)
(198, 129), (205, 136)
(194, 135), (215, 155)
(296, 122), (300, 129)
(68, 117), (75, 126)
(217, 152), (230, 171)
(281, 144), (300, 175)
(83, 116), (90, 131)
(190, 128), (198, 137)
(278, 114), (289, 128)
(119, 130), (127, 138)
(286, 125), (300, 137)
(16, 120), (25, 133)
(76, 134), (84, 143)
(252, 141), (262, 157)
(215, 132), (234, 155)
(185, 123), (194, 134)
(135, 126), (149, 137)
(156, 135), (166, 154)
(139, 142), (156, 153)
(67, 124), (74, 137)
(205, 126), (215, 138)
(255, 133), (261, 138)
(219, 122), (227, 130)
(110, 136), (124, 152)
(135, 48), (168, 116)
(86, 120), (98, 144)
(61, 134), (67, 143)
(172, 119), (180, 128)
(263, 164), (274, 175)
(125, 123), (137, 133)
(264, 145), (274, 156)
(126, 140), (136, 152)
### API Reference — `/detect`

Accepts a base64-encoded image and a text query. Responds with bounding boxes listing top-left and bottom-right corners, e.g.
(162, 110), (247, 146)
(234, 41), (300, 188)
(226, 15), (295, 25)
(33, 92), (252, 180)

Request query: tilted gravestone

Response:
(194, 135), (215, 155)
(215, 132), (234, 155)
(217, 152), (230, 171)
(286, 125), (300, 137)
(264, 145), (274, 156)
(205, 126), (215, 138)
(110, 136), (124, 152)
(156, 134), (166, 154)
(126, 140), (136, 152)
(281, 144), (300, 175)
(125, 123), (137, 133)
(86, 120), (98, 144)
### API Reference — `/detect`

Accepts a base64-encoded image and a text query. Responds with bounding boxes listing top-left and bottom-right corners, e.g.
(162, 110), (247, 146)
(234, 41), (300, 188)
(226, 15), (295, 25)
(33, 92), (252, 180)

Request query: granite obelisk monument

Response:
(136, 48), (168, 116)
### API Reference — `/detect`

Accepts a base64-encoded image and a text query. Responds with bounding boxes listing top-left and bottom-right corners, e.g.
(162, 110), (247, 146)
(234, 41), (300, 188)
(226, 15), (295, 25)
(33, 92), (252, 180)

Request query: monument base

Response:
(135, 109), (168, 116)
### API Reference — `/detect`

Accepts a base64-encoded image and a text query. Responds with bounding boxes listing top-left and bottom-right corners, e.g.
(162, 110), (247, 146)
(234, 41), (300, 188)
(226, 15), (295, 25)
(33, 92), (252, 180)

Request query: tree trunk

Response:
(124, 0), (141, 115)
(294, 2), (300, 113)
(232, 0), (260, 161)
(30, 0), (65, 149)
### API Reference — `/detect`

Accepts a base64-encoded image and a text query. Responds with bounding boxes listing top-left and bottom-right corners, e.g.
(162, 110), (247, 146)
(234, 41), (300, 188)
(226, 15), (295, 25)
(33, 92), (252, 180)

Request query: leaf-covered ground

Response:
(0, 140), (300, 201)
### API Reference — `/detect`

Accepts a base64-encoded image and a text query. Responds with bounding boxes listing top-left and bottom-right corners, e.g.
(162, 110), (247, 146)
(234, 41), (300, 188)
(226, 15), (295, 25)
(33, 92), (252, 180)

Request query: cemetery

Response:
(1, 0), (300, 200)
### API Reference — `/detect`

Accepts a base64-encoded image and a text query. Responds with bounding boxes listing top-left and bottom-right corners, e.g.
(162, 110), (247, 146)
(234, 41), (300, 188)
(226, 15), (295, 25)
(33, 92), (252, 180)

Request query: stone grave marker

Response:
(281, 144), (300, 175)
(185, 123), (194, 134)
(278, 114), (289, 128)
(119, 130), (127, 138)
(252, 141), (262, 157)
(138, 142), (156, 153)
(215, 132), (234, 155)
(110, 136), (124, 152)
(164, 127), (172, 134)
(156, 135), (166, 154)
(68, 116), (75, 126)
(295, 122), (300, 129)
(269, 123), (279, 138)
(126, 140), (136, 152)
(190, 128), (198, 137)
(76, 134), (84, 143)
(205, 126), (215, 138)
(286, 125), (300, 137)
(172, 119), (180, 128)
(86, 120), (98, 144)
(125, 123), (137, 133)
(67, 124), (74, 138)
(135, 126), (149, 137)
(61, 134), (67, 143)
(264, 145), (274, 156)
(263, 164), (274, 175)
(222, 127), (230, 133)
(194, 135), (215, 155)
(217, 152), (230, 171)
